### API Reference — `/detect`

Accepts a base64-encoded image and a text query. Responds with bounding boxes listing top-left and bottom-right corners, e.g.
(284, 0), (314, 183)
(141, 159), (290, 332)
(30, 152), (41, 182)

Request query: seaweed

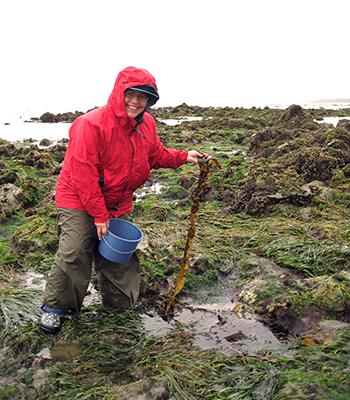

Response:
(162, 155), (221, 319)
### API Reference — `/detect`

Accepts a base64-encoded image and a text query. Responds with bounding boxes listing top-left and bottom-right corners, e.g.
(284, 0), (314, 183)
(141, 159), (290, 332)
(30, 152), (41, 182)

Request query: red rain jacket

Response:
(55, 66), (188, 223)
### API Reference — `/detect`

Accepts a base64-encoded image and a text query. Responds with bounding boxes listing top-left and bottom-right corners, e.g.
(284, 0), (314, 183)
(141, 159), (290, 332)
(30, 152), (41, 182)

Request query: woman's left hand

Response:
(187, 150), (206, 164)
(95, 221), (109, 240)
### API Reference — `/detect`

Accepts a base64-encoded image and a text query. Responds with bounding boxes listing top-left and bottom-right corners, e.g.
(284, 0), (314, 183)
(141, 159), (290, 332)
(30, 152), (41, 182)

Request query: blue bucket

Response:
(98, 219), (143, 263)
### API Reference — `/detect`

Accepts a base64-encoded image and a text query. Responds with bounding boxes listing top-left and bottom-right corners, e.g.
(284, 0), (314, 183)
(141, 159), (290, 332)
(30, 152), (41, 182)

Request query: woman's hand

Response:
(95, 221), (109, 240)
(187, 150), (206, 163)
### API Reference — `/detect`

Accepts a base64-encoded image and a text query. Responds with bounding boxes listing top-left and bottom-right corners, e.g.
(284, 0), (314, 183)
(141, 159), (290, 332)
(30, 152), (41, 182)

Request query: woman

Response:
(40, 66), (203, 333)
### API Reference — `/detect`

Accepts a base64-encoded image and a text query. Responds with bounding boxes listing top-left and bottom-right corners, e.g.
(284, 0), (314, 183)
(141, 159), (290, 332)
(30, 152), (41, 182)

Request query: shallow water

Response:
(38, 345), (81, 360)
(0, 120), (70, 143)
(134, 182), (168, 202)
(317, 116), (350, 126)
(142, 302), (280, 356)
(160, 116), (203, 126)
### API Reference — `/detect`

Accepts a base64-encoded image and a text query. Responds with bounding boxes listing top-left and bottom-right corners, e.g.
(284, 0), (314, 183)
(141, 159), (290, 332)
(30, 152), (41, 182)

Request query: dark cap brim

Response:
(129, 86), (159, 98)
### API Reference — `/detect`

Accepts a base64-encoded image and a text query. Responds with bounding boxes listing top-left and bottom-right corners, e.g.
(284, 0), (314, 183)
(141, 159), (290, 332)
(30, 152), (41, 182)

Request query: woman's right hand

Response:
(95, 221), (109, 240)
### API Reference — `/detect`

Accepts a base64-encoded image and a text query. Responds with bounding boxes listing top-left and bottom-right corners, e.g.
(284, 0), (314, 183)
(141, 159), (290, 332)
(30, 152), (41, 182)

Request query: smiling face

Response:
(124, 89), (148, 118)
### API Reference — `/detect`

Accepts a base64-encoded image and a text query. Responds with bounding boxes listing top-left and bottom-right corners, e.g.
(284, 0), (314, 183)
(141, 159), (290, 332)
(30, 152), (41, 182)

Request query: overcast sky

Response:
(1, 0), (349, 117)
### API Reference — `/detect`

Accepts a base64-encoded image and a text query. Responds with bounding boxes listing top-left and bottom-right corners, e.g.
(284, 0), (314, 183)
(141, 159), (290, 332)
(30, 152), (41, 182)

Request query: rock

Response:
(300, 207), (313, 219)
(259, 258), (290, 278)
(39, 112), (60, 123)
(161, 185), (188, 200)
(0, 143), (16, 157)
(39, 110), (85, 123)
(137, 235), (150, 252)
(166, 245), (176, 256)
(111, 378), (169, 400)
(336, 119), (350, 132)
(0, 183), (23, 208)
(301, 319), (350, 345)
(276, 104), (319, 130)
(316, 188), (334, 203)
(301, 337), (316, 347)
(314, 282), (348, 312)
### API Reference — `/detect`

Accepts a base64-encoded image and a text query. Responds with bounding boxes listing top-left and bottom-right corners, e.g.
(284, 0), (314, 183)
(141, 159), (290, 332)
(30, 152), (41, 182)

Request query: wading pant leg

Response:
(93, 252), (140, 309)
(43, 208), (98, 313)
(93, 214), (141, 310)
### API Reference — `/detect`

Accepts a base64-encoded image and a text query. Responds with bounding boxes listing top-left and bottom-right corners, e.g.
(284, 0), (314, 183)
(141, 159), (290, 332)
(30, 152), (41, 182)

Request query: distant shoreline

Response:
(306, 99), (350, 104)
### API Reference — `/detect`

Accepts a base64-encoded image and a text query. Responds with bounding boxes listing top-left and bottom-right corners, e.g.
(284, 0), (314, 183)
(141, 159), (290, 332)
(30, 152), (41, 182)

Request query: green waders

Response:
(43, 208), (140, 313)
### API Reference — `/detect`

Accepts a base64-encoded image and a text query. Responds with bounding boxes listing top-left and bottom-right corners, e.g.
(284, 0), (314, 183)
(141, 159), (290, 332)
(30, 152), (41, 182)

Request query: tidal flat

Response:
(1, 104), (350, 399)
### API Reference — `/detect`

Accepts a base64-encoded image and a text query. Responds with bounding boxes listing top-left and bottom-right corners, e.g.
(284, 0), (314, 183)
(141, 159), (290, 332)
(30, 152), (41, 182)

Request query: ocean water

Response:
(1, 103), (349, 145)
(0, 106), (71, 144)
(1, 120), (71, 143)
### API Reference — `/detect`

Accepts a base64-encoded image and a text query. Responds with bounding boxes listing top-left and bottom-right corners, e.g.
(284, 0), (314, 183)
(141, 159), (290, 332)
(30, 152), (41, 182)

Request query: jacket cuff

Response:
(94, 216), (109, 224)
(181, 151), (189, 165)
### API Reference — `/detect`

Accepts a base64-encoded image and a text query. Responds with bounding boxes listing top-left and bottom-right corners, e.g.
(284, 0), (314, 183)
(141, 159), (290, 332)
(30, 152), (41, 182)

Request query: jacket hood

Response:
(107, 66), (159, 120)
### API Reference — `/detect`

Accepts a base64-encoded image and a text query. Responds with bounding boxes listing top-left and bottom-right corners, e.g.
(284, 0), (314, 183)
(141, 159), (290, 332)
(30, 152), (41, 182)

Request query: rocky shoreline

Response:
(1, 103), (350, 399)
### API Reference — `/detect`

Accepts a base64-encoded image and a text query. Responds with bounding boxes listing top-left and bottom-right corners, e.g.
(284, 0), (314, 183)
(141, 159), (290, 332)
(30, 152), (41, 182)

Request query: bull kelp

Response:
(1, 104), (350, 399)
(162, 154), (221, 319)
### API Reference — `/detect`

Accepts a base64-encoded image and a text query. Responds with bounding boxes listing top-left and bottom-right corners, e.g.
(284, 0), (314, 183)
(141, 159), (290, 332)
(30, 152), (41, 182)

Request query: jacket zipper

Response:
(119, 126), (136, 202)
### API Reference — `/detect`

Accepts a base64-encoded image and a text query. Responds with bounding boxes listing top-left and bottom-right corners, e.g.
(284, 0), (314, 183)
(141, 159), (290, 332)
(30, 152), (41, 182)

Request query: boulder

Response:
(314, 282), (348, 312)
(0, 183), (23, 208)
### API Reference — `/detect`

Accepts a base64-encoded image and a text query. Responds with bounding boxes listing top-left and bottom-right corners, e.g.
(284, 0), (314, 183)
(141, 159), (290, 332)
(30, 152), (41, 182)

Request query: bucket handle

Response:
(101, 235), (135, 255)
